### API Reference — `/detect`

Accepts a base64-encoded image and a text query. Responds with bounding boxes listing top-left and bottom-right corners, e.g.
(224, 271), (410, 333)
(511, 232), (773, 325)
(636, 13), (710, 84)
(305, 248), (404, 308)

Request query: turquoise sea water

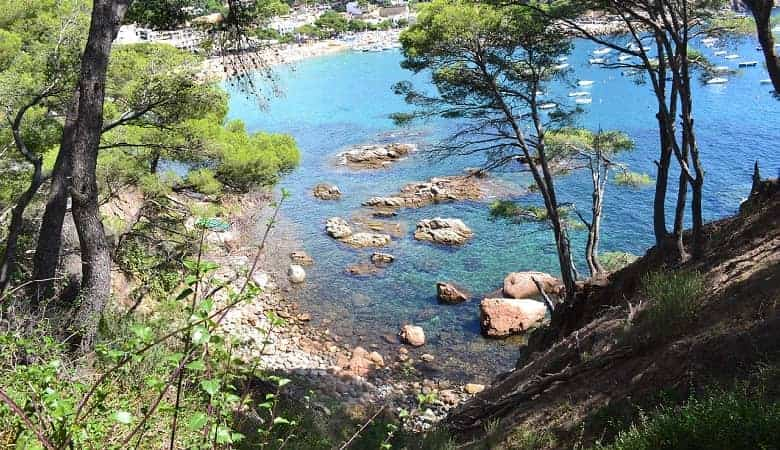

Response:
(226, 36), (780, 382)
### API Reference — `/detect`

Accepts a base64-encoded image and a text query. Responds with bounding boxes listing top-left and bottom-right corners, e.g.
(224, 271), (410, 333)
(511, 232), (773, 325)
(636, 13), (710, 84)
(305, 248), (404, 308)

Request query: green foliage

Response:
(314, 10), (348, 37)
(490, 200), (579, 228)
(632, 271), (706, 342)
(595, 390), (780, 450)
(125, 0), (191, 29)
(503, 426), (557, 450)
(599, 252), (639, 272)
(546, 128), (634, 161)
(615, 171), (653, 188)
(186, 168), (223, 195)
(213, 122), (300, 190)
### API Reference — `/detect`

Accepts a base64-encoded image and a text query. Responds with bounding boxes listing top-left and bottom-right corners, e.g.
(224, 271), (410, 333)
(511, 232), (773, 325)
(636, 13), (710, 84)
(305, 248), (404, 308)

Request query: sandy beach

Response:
(201, 29), (402, 80)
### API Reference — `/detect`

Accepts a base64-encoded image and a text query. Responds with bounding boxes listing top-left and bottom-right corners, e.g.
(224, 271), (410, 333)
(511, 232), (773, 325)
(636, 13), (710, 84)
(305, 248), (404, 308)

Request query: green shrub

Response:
(595, 390), (780, 450)
(599, 252), (639, 272)
(634, 270), (706, 341)
(214, 122), (300, 191)
(615, 171), (653, 188)
(186, 168), (222, 195)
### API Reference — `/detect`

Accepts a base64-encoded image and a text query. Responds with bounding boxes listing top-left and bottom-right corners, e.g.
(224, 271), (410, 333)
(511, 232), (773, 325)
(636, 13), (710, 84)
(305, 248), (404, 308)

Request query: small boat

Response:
(713, 66), (730, 73)
(536, 90), (545, 96)
(575, 98), (593, 104)
(539, 102), (558, 110)
(760, 79), (773, 84)
(714, 50), (728, 56)
(702, 37), (718, 44)
(557, 56), (568, 62)
(568, 91), (590, 97)
(589, 57), (605, 64)
(553, 63), (570, 70)
(618, 54), (633, 62)
(738, 61), (758, 67)
(578, 80), (595, 87)
(593, 47), (612, 56)
(706, 77), (728, 84)
(725, 54), (740, 60)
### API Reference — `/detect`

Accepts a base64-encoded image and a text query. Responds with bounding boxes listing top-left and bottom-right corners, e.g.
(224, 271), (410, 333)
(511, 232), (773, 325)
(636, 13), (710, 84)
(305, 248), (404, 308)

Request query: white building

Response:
(346, 1), (364, 17)
(114, 24), (205, 52)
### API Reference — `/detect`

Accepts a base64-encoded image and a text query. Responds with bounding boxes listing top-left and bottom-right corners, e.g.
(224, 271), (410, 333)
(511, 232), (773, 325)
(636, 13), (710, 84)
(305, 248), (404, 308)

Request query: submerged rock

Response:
(502, 271), (561, 299)
(414, 218), (473, 245)
(325, 217), (353, 239)
(345, 263), (380, 276)
(290, 251), (314, 266)
(436, 282), (470, 304)
(337, 143), (416, 169)
(313, 183), (342, 200)
(287, 264), (306, 284)
(479, 298), (546, 337)
(399, 324), (426, 347)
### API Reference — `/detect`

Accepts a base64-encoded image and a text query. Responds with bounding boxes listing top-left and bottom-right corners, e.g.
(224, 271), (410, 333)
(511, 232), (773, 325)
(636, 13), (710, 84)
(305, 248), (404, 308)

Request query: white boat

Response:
(706, 77), (728, 84)
(536, 90), (545, 96)
(589, 58), (605, 64)
(725, 54), (740, 60)
(714, 50), (728, 56)
(593, 47), (612, 55)
(557, 56), (568, 62)
(575, 98), (593, 104)
(738, 61), (758, 67)
(553, 63), (570, 70)
(618, 54), (633, 62)
(539, 102), (558, 110)
(713, 66), (730, 73)
(702, 37), (718, 44)
(568, 91), (590, 97)
(760, 79), (773, 84)
(578, 80), (595, 87)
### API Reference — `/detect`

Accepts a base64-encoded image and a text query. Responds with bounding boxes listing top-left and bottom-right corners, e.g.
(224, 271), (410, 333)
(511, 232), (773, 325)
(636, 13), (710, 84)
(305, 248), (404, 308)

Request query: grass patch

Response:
(599, 252), (639, 272)
(593, 389), (780, 450)
(625, 270), (706, 344)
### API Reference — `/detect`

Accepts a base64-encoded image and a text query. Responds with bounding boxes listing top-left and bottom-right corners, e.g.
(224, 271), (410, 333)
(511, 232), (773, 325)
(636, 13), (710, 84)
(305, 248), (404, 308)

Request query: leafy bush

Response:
(186, 168), (222, 195)
(599, 252), (639, 272)
(595, 390), (780, 450)
(615, 171), (653, 188)
(209, 120), (300, 191)
(634, 271), (706, 341)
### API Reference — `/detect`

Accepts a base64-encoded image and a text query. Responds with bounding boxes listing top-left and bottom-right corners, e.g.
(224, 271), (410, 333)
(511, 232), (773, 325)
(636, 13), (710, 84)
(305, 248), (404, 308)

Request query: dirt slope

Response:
(443, 180), (780, 449)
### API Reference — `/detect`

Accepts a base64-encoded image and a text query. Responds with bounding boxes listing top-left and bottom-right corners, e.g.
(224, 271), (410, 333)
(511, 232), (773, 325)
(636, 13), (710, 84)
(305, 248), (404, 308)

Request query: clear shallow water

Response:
(226, 37), (780, 382)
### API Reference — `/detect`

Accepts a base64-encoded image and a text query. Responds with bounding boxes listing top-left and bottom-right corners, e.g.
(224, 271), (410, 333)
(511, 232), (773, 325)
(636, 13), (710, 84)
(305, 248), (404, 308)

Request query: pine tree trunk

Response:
(32, 90), (79, 302)
(750, 0), (780, 93)
(68, 0), (131, 350)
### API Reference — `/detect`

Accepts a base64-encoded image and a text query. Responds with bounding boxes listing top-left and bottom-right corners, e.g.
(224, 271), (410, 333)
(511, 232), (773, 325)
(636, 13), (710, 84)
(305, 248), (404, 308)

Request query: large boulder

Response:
(313, 183), (342, 200)
(341, 232), (391, 248)
(414, 218), (473, 245)
(338, 143), (416, 169)
(363, 175), (484, 210)
(399, 324), (426, 347)
(502, 271), (561, 299)
(325, 217), (353, 239)
(479, 298), (547, 337)
(436, 282), (469, 304)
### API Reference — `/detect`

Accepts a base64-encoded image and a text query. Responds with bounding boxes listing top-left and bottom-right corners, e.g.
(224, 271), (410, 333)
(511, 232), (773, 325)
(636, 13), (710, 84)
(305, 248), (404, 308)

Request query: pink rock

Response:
(502, 271), (561, 299)
(480, 298), (547, 337)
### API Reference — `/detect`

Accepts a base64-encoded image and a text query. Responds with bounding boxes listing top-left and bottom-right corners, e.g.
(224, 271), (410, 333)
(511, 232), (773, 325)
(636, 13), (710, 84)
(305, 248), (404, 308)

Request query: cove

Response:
(226, 36), (780, 382)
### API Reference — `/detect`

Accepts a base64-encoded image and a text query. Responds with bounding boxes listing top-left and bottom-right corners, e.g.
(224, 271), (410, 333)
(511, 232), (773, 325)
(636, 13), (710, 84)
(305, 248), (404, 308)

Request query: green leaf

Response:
(273, 417), (291, 426)
(186, 359), (206, 371)
(191, 326), (210, 346)
(113, 410), (133, 424)
(200, 379), (220, 396)
(187, 412), (208, 431)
